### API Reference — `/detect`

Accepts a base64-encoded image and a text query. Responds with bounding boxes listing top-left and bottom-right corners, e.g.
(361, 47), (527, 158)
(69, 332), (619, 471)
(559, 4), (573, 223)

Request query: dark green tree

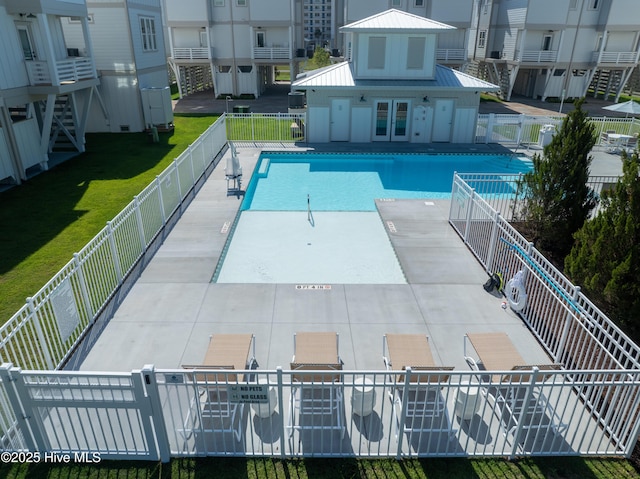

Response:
(517, 98), (597, 261)
(565, 151), (640, 339)
(306, 47), (331, 71)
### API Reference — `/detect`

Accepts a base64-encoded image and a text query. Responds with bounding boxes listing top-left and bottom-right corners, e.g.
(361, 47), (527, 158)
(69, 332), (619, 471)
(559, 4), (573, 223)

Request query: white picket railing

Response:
(25, 58), (96, 86)
(477, 114), (640, 147)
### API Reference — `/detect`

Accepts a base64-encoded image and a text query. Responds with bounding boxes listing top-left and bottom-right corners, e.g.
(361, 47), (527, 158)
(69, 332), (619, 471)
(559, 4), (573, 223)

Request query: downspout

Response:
(229, 1), (238, 96)
(560, 0), (585, 110)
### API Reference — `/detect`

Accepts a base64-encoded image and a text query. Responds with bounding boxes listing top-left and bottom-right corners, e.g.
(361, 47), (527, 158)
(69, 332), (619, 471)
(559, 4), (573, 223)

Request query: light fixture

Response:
(422, 95), (429, 103)
(27, 13), (36, 18)
(360, 95), (366, 102)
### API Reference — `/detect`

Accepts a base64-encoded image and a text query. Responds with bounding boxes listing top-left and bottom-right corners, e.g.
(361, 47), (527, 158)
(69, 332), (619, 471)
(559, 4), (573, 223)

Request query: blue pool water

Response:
(241, 153), (532, 212)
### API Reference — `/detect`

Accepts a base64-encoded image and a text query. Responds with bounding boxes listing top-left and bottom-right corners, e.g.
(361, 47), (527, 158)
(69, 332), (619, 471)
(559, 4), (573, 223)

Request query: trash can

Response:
(233, 105), (250, 113)
(539, 124), (555, 147)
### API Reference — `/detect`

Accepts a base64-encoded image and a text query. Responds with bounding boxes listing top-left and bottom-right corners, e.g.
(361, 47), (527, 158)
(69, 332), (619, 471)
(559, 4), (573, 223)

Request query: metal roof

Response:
(292, 62), (499, 91)
(340, 9), (455, 33)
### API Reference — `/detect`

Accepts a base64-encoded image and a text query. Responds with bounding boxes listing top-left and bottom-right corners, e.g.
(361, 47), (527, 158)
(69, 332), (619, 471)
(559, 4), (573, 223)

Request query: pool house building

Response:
(292, 10), (499, 143)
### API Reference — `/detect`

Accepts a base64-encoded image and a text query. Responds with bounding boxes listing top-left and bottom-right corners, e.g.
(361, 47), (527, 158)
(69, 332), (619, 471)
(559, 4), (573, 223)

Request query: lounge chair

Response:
(225, 142), (243, 195)
(181, 334), (257, 442)
(463, 332), (565, 446)
(287, 332), (345, 445)
(383, 334), (456, 443)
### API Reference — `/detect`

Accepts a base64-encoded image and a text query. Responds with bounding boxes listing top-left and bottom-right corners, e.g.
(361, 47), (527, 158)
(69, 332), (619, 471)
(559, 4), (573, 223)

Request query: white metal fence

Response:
(0, 116), (228, 372)
(456, 173), (622, 222)
(449, 173), (640, 452)
(2, 363), (640, 461)
(477, 114), (640, 147)
(225, 113), (305, 143)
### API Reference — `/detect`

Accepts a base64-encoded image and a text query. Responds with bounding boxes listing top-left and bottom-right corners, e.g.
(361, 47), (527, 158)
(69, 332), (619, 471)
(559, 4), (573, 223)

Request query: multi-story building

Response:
(64, 0), (172, 132)
(468, 0), (640, 101)
(302, 0), (336, 55)
(341, 0), (473, 69)
(0, 0), (100, 185)
(163, 0), (302, 99)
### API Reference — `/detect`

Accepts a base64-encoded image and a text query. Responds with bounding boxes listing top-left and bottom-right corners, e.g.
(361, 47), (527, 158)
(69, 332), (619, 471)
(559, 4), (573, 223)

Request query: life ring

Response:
(505, 276), (527, 312)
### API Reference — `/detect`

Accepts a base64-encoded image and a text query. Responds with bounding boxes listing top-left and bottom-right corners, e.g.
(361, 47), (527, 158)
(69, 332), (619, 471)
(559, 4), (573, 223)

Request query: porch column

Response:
(81, 16), (98, 78)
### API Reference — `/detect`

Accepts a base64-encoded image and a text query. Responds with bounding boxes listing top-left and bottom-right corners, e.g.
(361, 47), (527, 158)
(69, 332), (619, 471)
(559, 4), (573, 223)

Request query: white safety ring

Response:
(505, 278), (527, 312)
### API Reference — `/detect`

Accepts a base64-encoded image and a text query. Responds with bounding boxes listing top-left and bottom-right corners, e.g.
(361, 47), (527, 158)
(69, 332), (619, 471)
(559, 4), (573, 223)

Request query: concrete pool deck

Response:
(76, 142), (625, 373)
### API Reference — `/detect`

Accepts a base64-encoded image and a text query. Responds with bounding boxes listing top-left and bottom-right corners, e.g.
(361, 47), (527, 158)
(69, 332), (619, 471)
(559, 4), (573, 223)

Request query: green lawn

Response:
(0, 456), (638, 479)
(0, 115), (218, 324)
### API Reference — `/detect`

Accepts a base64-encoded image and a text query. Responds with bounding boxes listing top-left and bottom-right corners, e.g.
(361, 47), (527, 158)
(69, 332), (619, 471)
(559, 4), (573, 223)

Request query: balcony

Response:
(253, 46), (291, 61)
(436, 48), (465, 62)
(172, 47), (210, 61)
(515, 50), (558, 63)
(592, 51), (638, 65)
(25, 57), (95, 86)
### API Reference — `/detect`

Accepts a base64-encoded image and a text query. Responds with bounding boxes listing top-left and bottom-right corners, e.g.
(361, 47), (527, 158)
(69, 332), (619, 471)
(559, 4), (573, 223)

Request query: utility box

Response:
(140, 87), (173, 130)
(539, 124), (555, 147)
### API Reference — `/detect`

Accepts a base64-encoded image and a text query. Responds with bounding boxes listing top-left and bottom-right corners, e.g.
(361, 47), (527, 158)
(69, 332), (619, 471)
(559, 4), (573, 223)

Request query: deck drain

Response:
(221, 221), (230, 233)
(386, 221), (397, 233)
(295, 285), (332, 290)
(424, 201), (435, 206)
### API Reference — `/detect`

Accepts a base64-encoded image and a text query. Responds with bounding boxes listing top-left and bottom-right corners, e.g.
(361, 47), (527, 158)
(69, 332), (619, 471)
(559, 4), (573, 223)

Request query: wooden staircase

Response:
(177, 65), (214, 96)
(589, 68), (625, 100)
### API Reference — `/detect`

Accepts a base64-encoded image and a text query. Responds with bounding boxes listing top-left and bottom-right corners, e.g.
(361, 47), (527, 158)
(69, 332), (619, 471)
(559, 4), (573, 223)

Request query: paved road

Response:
(172, 83), (629, 117)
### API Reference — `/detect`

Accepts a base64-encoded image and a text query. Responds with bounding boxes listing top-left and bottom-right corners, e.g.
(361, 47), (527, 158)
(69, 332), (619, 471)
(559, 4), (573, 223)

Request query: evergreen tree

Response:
(565, 152), (640, 339)
(517, 98), (597, 261)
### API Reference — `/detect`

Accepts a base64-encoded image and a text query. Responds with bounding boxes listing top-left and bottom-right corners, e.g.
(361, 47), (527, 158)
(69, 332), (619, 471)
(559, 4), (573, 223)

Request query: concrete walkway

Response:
(78, 146), (555, 373)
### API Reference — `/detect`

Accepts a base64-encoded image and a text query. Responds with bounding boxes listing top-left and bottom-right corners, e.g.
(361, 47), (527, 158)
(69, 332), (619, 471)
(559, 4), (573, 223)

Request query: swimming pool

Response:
(241, 152), (532, 212)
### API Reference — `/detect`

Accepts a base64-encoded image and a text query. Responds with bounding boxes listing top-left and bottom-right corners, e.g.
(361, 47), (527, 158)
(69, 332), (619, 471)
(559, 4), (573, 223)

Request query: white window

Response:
(391, 0), (401, 5)
(569, 0), (577, 9)
(542, 34), (552, 51)
(368, 37), (386, 69)
(589, 0), (600, 9)
(237, 0), (246, 5)
(256, 31), (265, 48)
(478, 30), (486, 48)
(407, 37), (425, 69)
(214, 0), (224, 6)
(140, 17), (157, 52)
(415, 0), (424, 6)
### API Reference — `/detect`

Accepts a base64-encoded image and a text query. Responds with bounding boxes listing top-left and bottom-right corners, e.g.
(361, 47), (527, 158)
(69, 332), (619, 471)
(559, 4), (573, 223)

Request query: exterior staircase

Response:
(176, 65), (214, 96)
(463, 60), (510, 100)
(48, 95), (77, 152)
(589, 68), (625, 100)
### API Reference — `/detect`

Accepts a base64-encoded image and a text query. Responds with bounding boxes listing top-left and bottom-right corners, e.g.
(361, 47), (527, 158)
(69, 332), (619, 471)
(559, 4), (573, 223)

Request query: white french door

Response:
(372, 100), (410, 141)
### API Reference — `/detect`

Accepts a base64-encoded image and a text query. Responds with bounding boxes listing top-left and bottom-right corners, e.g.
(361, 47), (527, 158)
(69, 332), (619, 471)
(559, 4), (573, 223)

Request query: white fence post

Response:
(133, 196), (147, 249)
(486, 113), (495, 144)
(463, 189), (476, 243)
(276, 367), (287, 458)
(26, 297), (55, 370)
(106, 221), (123, 282)
(0, 364), (38, 451)
(155, 176), (167, 225)
(556, 286), (581, 364)
(3, 365), (50, 451)
(486, 211), (500, 273)
(140, 365), (171, 463)
(395, 367), (412, 460)
(72, 253), (95, 321)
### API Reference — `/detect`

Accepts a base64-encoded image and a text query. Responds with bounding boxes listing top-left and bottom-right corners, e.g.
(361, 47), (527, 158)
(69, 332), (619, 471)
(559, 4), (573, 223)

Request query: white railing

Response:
(436, 49), (465, 62)
(476, 113), (640, 146)
(449, 173), (640, 449)
(0, 117), (228, 372)
(173, 47), (210, 60)
(225, 113), (306, 143)
(515, 50), (558, 63)
(25, 58), (95, 86)
(2, 364), (640, 460)
(253, 46), (291, 60)
(592, 51), (638, 64)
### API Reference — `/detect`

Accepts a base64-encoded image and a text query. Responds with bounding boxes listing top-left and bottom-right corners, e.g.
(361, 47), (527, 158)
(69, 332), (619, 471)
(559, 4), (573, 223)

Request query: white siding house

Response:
(292, 9), (498, 144)
(470, 0), (640, 102)
(64, 0), (172, 133)
(0, 0), (100, 185)
(163, 0), (298, 99)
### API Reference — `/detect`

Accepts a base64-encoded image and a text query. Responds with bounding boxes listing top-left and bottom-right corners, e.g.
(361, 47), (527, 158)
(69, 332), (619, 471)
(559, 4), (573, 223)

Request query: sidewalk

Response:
(172, 84), (628, 117)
